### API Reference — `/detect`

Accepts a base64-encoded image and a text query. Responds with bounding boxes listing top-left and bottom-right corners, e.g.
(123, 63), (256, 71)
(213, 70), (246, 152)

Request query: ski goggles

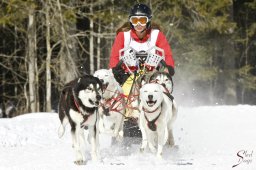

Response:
(129, 16), (149, 26)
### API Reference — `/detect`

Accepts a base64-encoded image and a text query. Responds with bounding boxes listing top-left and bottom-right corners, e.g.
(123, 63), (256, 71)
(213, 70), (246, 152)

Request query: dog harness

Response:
(101, 89), (125, 116)
(164, 92), (174, 101)
(71, 88), (98, 128)
(142, 106), (161, 131)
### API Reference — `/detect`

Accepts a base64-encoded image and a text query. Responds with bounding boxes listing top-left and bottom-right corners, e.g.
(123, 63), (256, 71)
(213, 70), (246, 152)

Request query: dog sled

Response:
(113, 46), (174, 139)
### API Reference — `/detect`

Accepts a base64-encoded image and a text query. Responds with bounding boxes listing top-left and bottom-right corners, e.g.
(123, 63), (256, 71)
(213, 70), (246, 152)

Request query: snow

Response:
(0, 105), (256, 170)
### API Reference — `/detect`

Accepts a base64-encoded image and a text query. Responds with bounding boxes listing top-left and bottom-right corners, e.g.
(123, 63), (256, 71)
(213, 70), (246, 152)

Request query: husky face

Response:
(93, 69), (121, 100)
(75, 76), (103, 108)
(140, 83), (164, 111)
(94, 69), (115, 90)
(149, 72), (173, 93)
(78, 83), (102, 107)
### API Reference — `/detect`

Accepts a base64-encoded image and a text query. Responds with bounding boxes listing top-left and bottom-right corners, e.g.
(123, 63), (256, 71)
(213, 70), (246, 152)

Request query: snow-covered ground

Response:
(0, 105), (255, 170)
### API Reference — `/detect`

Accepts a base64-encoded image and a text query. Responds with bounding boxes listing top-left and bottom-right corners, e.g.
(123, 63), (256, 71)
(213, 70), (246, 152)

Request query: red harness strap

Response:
(104, 91), (125, 114)
(142, 106), (160, 114)
(73, 97), (81, 113)
(73, 96), (91, 125)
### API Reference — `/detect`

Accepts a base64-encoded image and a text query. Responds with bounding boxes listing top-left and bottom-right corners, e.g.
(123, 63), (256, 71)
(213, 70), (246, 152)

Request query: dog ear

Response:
(141, 79), (146, 86)
(148, 74), (155, 83)
(139, 84), (145, 94)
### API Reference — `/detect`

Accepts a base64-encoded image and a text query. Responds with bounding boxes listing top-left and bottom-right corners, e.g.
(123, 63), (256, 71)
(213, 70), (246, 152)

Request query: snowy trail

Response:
(0, 106), (256, 170)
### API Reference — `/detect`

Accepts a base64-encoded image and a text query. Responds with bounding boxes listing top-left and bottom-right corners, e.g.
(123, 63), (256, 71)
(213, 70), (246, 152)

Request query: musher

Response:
(109, 3), (175, 121)
(109, 3), (175, 84)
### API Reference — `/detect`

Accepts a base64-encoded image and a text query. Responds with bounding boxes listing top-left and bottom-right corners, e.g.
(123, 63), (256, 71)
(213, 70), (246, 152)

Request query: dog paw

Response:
(116, 135), (123, 142)
(148, 143), (156, 153)
(156, 153), (163, 160)
(91, 154), (99, 162)
(149, 146), (156, 153)
(74, 160), (86, 165)
(168, 140), (175, 147)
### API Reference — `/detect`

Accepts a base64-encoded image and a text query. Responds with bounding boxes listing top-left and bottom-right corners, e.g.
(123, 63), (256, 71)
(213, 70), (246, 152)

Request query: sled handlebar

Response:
(119, 46), (165, 74)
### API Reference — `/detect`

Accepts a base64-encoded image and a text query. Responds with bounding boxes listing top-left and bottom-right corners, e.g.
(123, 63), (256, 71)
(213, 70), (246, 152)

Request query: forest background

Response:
(0, 0), (255, 116)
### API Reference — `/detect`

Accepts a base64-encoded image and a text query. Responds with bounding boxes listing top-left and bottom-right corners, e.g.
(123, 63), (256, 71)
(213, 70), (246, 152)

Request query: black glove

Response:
(112, 61), (130, 85)
(159, 60), (175, 76)
(166, 65), (175, 76)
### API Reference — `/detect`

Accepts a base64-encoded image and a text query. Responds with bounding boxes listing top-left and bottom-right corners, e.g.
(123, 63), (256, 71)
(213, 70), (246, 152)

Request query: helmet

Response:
(129, 4), (152, 29)
(129, 4), (152, 19)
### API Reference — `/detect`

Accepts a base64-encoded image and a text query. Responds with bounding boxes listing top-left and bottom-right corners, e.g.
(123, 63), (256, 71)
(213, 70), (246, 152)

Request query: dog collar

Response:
(142, 106), (160, 114)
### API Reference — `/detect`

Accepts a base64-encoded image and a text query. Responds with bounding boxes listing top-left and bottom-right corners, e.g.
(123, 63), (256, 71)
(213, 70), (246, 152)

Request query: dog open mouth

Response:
(89, 99), (99, 106)
(146, 100), (157, 107)
(102, 82), (109, 91)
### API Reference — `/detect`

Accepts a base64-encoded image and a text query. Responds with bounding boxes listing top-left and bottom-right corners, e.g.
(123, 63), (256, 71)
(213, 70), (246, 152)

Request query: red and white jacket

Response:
(109, 29), (174, 69)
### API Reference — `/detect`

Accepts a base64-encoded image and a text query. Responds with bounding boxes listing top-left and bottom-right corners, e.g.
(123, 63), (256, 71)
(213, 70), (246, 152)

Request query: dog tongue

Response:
(147, 100), (155, 107)
(102, 83), (109, 90)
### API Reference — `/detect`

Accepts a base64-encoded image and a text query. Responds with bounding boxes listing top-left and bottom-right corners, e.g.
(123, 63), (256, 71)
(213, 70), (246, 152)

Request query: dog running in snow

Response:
(58, 75), (103, 165)
(139, 83), (178, 158)
(94, 69), (125, 141)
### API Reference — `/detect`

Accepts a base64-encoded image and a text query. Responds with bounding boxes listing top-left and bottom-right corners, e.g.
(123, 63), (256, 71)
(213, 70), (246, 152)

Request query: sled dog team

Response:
(58, 69), (178, 164)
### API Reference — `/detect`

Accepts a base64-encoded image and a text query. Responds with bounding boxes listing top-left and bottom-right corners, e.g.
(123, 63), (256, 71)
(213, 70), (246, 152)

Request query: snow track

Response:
(0, 106), (256, 170)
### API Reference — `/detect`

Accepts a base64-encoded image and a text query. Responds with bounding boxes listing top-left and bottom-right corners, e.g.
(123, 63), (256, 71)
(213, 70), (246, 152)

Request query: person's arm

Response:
(156, 31), (175, 75)
(109, 32), (129, 85)
(109, 32), (125, 68)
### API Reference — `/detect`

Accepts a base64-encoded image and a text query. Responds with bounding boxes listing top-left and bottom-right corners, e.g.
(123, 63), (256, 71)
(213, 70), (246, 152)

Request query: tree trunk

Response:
(89, 3), (94, 74)
(97, 20), (101, 70)
(57, 0), (79, 83)
(223, 4), (237, 105)
(241, 7), (249, 104)
(222, 37), (237, 105)
(45, 3), (52, 112)
(27, 9), (38, 112)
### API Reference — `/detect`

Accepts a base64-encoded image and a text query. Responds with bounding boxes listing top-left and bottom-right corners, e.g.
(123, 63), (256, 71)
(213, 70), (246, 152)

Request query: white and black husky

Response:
(139, 83), (178, 158)
(149, 71), (173, 94)
(94, 69), (125, 141)
(58, 75), (103, 165)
